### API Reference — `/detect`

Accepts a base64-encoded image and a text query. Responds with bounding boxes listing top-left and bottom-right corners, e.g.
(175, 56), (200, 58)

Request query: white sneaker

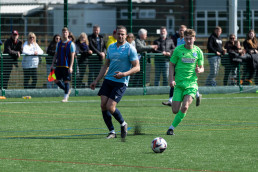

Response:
(62, 98), (68, 102)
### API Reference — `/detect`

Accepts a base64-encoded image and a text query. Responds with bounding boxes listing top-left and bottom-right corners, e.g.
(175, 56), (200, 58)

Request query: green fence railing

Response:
(0, 53), (248, 97)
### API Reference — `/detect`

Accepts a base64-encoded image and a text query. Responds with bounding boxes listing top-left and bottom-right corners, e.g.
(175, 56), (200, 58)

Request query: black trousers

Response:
(23, 68), (38, 89)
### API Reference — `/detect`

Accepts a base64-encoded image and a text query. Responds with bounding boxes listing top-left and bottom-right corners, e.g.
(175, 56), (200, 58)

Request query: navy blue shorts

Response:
(55, 67), (71, 81)
(98, 79), (127, 103)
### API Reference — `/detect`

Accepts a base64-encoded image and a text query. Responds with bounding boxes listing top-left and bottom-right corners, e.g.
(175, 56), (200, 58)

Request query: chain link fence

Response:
(1, 0), (258, 96)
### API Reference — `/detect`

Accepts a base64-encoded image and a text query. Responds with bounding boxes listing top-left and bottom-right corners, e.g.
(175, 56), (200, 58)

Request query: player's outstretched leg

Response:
(167, 110), (186, 135)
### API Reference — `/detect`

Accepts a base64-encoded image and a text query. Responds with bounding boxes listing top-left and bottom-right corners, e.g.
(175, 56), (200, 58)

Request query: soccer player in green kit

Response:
(167, 29), (204, 135)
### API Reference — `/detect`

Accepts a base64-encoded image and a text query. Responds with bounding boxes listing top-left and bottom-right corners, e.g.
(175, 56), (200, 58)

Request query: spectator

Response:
(88, 25), (106, 87)
(3, 30), (23, 89)
(126, 33), (136, 48)
(50, 27), (75, 102)
(75, 32), (93, 88)
(171, 25), (187, 46)
(206, 26), (225, 86)
(224, 34), (244, 85)
(106, 30), (117, 49)
(68, 32), (80, 78)
(133, 28), (157, 87)
(22, 32), (43, 89)
(46, 34), (61, 89)
(242, 29), (258, 85)
(154, 26), (175, 86)
(135, 28), (157, 53)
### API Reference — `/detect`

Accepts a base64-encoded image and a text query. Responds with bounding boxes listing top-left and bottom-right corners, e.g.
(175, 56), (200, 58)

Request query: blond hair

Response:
(78, 32), (89, 45)
(28, 32), (36, 45)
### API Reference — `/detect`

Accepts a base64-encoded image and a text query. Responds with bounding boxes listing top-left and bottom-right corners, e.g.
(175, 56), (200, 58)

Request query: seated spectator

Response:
(153, 26), (175, 86)
(3, 30), (23, 89)
(22, 32), (43, 89)
(46, 34), (61, 88)
(126, 33), (136, 48)
(224, 34), (244, 85)
(242, 29), (258, 85)
(75, 32), (93, 88)
(106, 30), (117, 49)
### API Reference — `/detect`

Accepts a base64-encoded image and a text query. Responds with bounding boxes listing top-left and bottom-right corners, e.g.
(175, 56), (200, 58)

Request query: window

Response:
(166, 0), (175, 2)
(72, 19), (77, 25)
(120, 9), (137, 19)
(139, 9), (156, 19)
(195, 10), (227, 36)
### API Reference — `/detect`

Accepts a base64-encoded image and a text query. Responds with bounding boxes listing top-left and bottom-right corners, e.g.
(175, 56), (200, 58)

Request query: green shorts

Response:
(172, 81), (198, 102)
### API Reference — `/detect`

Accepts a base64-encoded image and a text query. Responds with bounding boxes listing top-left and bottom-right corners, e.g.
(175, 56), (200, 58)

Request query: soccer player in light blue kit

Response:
(90, 25), (140, 139)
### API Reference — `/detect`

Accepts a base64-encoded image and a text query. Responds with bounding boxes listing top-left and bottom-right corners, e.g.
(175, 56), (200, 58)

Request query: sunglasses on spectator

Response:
(230, 37), (235, 40)
(29, 37), (35, 39)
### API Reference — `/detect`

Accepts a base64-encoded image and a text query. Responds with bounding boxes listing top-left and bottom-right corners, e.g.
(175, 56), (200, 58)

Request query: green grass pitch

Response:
(0, 93), (258, 171)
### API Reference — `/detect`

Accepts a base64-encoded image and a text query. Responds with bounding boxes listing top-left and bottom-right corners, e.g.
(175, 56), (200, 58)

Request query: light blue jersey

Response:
(177, 37), (185, 46)
(105, 42), (138, 86)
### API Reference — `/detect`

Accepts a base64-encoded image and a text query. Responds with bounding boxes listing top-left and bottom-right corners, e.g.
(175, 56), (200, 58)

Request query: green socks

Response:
(172, 110), (186, 128)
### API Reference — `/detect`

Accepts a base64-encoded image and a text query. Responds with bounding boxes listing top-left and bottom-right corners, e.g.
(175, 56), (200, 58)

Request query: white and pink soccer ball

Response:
(151, 137), (167, 153)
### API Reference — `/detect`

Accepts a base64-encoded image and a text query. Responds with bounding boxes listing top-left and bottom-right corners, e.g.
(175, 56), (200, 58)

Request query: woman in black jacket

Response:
(46, 34), (61, 88)
(75, 32), (93, 88)
(242, 29), (258, 85)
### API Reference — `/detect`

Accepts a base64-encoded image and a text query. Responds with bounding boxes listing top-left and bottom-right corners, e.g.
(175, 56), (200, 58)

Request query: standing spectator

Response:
(90, 25), (140, 139)
(133, 28), (158, 87)
(154, 26), (175, 86)
(50, 27), (75, 102)
(22, 32), (43, 89)
(68, 32), (80, 79)
(88, 25), (106, 87)
(126, 33), (136, 48)
(224, 34), (244, 85)
(171, 25), (187, 46)
(166, 29), (204, 135)
(135, 28), (157, 53)
(75, 32), (93, 88)
(106, 30), (117, 49)
(206, 26), (225, 86)
(46, 34), (61, 89)
(3, 30), (23, 89)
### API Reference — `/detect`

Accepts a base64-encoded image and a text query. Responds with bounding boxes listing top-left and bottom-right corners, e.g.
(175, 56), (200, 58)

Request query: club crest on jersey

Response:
(193, 52), (197, 57)
(181, 58), (196, 63)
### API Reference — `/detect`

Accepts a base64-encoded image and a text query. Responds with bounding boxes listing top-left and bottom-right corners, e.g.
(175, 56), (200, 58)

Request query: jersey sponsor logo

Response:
(181, 57), (196, 63)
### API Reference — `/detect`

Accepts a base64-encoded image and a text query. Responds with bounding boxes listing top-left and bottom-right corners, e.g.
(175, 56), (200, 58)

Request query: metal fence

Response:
(1, 52), (253, 96)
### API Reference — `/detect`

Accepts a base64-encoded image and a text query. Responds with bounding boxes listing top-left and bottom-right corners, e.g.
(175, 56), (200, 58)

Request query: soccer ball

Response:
(151, 137), (167, 153)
